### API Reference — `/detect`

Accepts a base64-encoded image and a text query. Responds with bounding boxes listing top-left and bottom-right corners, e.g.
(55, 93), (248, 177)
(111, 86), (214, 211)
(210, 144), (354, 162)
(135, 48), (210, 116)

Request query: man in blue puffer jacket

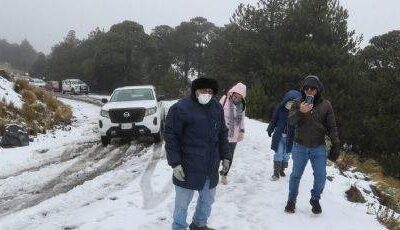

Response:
(267, 90), (302, 181)
(165, 77), (231, 230)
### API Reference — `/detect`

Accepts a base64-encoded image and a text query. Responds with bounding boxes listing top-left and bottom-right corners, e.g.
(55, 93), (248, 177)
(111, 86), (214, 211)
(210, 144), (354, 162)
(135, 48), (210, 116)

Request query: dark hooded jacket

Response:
(164, 78), (231, 190)
(267, 90), (302, 153)
(288, 75), (340, 148)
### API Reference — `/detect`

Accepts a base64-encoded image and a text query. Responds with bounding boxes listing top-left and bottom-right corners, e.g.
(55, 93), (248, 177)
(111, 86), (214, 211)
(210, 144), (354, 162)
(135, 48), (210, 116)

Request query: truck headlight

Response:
(145, 107), (157, 116)
(100, 109), (109, 118)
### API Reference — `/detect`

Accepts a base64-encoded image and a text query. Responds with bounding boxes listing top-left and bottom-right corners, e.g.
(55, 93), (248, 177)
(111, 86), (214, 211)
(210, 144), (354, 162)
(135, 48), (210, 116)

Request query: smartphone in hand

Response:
(305, 95), (314, 104)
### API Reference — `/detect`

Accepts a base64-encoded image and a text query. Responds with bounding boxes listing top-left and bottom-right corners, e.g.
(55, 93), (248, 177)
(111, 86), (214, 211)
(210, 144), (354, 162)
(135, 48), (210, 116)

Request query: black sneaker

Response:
(310, 199), (322, 214)
(189, 222), (215, 230)
(284, 200), (296, 213)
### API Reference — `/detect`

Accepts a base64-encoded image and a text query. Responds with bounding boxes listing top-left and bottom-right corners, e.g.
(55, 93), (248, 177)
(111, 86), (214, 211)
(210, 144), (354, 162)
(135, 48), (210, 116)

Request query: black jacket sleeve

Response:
(164, 104), (185, 168)
(325, 101), (340, 146)
(267, 107), (279, 135)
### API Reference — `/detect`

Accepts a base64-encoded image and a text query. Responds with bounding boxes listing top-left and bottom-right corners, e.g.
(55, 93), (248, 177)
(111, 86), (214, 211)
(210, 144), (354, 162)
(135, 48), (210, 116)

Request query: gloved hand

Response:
(328, 144), (340, 162)
(220, 159), (231, 175)
(173, 164), (185, 181)
(238, 132), (244, 142)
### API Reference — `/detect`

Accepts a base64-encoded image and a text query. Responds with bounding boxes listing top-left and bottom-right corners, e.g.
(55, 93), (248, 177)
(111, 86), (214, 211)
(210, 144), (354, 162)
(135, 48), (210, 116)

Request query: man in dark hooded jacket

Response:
(284, 75), (340, 215)
(165, 77), (231, 230)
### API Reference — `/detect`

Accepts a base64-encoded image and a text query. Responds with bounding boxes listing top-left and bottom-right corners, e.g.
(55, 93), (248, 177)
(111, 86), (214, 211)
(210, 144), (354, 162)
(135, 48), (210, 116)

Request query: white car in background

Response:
(62, 79), (89, 94)
(28, 78), (46, 88)
(98, 85), (165, 146)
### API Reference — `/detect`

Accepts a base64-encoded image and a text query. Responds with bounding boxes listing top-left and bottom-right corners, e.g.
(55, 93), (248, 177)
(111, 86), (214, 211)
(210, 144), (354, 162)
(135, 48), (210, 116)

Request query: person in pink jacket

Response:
(219, 82), (246, 185)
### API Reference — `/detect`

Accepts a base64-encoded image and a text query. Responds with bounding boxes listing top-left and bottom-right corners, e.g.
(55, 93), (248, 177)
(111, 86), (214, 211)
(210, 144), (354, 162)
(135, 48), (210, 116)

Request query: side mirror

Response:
(157, 95), (165, 101)
(101, 98), (108, 104)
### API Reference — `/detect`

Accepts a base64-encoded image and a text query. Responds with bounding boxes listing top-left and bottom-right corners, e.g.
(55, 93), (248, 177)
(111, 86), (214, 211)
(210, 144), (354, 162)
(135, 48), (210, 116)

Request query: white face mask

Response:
(197, 93), (212, 105)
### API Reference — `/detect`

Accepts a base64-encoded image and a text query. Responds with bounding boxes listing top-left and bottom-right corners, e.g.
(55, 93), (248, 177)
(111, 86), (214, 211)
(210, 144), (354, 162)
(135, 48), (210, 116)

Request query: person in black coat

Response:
(267, 90), (302, 180)
(165, 77), (231, 230)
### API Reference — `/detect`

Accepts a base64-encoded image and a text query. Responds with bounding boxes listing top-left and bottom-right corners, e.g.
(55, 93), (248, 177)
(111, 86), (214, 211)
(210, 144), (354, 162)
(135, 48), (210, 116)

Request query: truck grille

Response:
(109, 108), (145, 123)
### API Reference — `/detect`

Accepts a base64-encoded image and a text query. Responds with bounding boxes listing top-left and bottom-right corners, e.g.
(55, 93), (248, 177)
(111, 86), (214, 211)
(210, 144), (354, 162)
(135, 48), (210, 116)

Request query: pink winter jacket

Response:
(219, 83), (246, 143)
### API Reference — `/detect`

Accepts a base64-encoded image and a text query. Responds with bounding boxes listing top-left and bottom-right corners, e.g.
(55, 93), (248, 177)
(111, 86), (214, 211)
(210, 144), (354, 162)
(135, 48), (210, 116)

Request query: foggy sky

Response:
(0, 0), (399, 54)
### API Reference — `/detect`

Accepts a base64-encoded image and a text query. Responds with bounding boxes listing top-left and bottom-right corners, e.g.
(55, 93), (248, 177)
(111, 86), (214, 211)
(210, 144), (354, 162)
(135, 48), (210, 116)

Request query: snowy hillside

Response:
(0, 76), (23, 109)
(0, 98), (387, 229)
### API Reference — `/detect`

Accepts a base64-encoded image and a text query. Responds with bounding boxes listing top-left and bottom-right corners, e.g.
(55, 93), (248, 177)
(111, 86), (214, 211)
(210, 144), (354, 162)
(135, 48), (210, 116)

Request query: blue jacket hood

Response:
(280, 90), (302, 107)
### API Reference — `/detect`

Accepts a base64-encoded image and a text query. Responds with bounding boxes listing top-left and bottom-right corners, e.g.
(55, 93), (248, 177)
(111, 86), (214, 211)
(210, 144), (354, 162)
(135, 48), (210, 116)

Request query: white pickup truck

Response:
(62, 79), (89, 94)
(98, 85), (165, 146)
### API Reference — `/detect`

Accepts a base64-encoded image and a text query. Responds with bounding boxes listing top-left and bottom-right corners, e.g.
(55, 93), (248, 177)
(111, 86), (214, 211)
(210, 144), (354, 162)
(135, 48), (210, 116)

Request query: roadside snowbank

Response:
(0, 76), (23, 109)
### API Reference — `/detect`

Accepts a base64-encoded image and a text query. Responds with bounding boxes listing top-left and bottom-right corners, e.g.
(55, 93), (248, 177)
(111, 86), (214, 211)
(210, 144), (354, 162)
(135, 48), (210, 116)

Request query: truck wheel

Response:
(101, 136), (110, 146)
(153, 120), (164, 143)
(153, 131), (162, 143)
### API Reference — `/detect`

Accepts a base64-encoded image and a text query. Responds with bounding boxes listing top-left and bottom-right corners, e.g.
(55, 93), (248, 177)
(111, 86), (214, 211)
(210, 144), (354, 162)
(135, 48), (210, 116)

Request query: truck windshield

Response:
(70, 79), (84, 84)
(110, 88), (154, 102)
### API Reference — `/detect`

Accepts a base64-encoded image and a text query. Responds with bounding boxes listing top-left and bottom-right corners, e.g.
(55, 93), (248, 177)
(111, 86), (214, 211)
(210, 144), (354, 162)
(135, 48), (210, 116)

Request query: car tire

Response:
(101, 136), (110, 146)
(153, 131), (162, 143)
(153, 120), (164, 143)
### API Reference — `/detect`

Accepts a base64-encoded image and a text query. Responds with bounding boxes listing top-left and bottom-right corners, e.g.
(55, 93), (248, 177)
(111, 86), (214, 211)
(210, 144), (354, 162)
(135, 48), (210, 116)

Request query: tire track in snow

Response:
(0, 141), (99, 180)
(0, 142), (146, 218)
(140, 143), (172, 209)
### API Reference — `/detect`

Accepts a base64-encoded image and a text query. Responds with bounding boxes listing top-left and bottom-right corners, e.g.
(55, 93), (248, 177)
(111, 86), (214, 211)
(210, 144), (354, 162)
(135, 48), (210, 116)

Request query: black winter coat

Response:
(165, 96), (231, 190)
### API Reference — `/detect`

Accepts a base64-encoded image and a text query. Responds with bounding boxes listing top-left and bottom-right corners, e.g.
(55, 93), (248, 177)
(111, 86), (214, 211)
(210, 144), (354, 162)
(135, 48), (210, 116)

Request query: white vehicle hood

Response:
(101, 100), (157, 110)
(72, 84), (87, 87)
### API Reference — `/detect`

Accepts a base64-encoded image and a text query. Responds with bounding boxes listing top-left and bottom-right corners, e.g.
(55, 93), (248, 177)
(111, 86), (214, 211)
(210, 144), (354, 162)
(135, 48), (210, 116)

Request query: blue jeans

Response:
(172, 179), (216, 230)
(288, 142), (327, 201)
(273, 135), (290, 163)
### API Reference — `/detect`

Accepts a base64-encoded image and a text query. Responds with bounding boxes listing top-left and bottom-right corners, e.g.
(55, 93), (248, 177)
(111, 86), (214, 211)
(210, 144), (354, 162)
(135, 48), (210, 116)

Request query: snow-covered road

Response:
(0, 98), (385, 230)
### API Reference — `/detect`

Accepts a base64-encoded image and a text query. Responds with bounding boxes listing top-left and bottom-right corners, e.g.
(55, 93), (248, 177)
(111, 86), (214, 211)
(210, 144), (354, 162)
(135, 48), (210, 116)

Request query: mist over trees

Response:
(1, 0), (398, 178)
(0, 39), (39, 71)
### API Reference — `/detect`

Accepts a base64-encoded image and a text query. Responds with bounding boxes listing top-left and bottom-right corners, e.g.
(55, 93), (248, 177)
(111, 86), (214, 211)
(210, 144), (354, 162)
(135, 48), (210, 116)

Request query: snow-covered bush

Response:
(0, 78), (72, 135)
(374, 205), (399, 230)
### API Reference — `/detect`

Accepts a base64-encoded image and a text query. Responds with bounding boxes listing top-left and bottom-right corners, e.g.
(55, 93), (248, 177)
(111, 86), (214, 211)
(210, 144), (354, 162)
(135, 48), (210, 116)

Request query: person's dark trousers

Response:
(288, 142), (327, 202)
(222, 142), (237, 176)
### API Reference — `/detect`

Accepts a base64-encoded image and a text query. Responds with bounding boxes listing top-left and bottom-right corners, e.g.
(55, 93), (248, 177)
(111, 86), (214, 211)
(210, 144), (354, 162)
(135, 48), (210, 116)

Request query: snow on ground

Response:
(0, 99), (386, 230)
(0, 98), (100, 177)
(0, 76), (23, 109)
